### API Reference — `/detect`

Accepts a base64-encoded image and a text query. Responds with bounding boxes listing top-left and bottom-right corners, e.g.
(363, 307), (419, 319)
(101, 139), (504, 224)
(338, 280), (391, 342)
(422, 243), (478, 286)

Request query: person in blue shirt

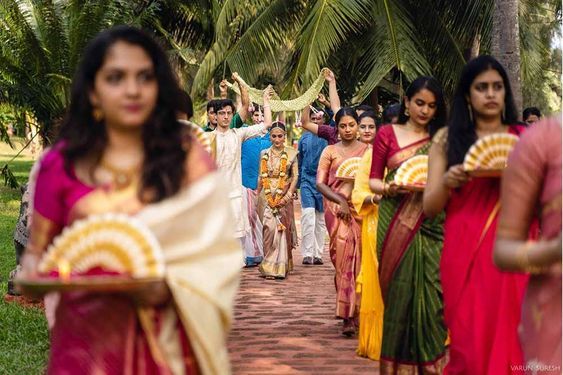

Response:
(298, 111), (328, 265)
(240, 104), (272, 266)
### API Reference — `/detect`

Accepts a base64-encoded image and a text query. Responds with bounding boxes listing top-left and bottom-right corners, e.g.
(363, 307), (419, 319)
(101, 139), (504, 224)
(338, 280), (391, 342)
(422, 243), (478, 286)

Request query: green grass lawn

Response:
(0, 148), (49, 374)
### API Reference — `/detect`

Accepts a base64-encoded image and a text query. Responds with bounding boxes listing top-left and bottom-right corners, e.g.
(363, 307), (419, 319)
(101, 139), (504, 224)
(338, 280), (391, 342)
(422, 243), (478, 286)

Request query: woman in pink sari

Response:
(19, 26), (241, 375)
(494, 117), (561, 374)
(312, 106), (368, 336)
(424, 55), (529, 374)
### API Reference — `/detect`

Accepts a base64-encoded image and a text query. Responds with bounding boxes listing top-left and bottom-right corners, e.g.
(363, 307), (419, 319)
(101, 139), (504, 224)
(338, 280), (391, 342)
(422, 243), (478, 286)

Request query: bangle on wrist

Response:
(370, 195), (377, 205)
(516, 241), (544, 274)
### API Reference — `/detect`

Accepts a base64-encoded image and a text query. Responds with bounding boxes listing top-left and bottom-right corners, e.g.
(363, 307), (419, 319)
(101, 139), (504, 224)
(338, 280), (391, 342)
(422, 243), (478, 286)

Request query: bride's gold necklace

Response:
(99, 159), (140, 190)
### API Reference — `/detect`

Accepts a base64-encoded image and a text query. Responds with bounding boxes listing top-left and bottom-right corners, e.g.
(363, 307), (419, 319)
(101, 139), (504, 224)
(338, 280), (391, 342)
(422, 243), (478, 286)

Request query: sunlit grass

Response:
(0, 151), (48, 374)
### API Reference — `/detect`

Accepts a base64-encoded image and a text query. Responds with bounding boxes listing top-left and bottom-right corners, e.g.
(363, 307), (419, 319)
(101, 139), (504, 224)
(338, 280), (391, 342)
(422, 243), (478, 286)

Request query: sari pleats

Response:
(325, 201), (362, 318)
(353, 150), (384, 360)
(259, 205), (294, 278)
(442, 178), (528, 375)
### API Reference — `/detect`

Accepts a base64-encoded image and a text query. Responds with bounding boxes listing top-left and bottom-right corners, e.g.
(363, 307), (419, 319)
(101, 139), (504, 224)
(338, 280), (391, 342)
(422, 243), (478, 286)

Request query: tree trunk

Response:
(492, 0), (522, 119)
(369, 87), (379, 113)
(464, 32), (481, 62)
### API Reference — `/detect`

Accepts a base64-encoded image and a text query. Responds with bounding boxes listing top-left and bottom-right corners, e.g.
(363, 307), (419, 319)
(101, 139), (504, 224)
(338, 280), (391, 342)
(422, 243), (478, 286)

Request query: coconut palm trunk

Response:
(492, 0), (522, 118)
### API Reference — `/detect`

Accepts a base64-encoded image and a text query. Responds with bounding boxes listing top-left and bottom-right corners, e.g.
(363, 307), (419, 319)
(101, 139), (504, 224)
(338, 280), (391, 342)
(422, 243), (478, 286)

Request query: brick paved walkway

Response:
(227, 202), (379, 374)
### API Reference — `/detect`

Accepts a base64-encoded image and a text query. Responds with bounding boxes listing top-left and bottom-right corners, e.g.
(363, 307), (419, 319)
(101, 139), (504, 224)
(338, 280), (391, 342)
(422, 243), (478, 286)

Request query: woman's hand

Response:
(263, 85), (274, 103)
(15, 252), (43, 298)
(128, 280), (171, 306)
(337, 201), (351, 221)
(277, 194), (292, 208)
(18, 252), (41, 280)
(317, 93), (330, 107)
(386, 182), (409, 196)
(323, 69), (335, 83)
(442, 164), (470, 189)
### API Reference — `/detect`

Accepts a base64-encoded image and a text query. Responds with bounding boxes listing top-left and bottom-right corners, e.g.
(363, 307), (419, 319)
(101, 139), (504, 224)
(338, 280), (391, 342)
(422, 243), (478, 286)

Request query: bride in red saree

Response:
(424, 55), (529, 374)
(19, 26), (241, 375)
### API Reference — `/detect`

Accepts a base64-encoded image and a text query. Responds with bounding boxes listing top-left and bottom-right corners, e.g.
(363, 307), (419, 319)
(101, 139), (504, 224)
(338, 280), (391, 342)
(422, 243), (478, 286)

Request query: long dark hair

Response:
(447, 55), (518, 167)
(398, 76), (446, 138)
(57, 25), (187, 203)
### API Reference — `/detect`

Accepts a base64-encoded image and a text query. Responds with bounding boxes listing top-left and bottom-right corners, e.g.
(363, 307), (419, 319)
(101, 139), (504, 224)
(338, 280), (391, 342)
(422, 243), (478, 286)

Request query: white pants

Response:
(300, 207), (326, 258)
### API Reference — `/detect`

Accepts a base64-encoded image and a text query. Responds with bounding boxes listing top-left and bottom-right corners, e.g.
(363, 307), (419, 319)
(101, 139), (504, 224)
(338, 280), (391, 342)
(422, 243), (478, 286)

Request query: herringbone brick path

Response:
(227, 202), (378, 374)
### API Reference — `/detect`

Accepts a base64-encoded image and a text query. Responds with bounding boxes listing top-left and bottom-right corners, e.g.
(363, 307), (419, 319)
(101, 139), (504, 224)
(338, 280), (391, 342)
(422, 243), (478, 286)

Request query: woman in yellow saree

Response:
(352, 111), (383, 360)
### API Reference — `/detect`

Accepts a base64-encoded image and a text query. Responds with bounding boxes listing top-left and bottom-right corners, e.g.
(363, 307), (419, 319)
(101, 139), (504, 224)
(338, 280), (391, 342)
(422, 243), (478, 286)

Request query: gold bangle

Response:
(370, 195), (377, 205)
(516, 241), (544, 274)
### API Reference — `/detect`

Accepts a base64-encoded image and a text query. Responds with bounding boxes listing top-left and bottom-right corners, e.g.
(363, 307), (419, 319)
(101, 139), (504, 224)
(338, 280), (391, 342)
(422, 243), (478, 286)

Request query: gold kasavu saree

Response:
(352, 148), (383, 361)
(136, 172), (242, 375)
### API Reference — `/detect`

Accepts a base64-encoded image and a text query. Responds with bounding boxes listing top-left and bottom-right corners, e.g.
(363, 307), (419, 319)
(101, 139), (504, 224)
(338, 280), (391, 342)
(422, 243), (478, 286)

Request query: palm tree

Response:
(181, 0), (558, 113)
(0, 0), (162, 186)
(183, 0), (495, 104)
(492, 0), (522, 116)
(0, 0), (158, 146)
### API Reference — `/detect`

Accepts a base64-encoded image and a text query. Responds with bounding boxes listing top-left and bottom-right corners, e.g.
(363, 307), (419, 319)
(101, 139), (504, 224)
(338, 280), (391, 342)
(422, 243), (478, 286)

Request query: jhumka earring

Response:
(92, 108), (104, 122)
(467, 104), (473, 123)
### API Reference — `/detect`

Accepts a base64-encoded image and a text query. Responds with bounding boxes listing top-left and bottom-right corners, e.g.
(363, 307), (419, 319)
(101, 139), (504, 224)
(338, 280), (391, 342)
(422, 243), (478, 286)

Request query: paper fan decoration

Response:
(463, 133), (519, 172)
(394, 155), (428, 186)
(38, 214), (165, 278)
(179, 120), (212, 154)
(335, 157), (362, 180)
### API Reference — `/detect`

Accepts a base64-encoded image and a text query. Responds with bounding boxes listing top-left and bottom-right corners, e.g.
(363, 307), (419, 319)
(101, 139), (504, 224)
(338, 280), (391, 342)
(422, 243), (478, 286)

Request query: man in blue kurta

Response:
(298, 113), (328, 265)
(240, 105), (272, 266)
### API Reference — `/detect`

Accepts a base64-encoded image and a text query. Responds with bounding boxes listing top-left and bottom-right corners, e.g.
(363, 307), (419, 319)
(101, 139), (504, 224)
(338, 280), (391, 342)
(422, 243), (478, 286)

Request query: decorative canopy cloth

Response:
(226, 68), (328, 112)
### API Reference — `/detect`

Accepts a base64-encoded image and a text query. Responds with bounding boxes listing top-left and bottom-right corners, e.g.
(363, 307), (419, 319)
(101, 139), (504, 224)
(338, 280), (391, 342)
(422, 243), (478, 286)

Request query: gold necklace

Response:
(99, 159), (140, 190)
(405, 120), (426, 134)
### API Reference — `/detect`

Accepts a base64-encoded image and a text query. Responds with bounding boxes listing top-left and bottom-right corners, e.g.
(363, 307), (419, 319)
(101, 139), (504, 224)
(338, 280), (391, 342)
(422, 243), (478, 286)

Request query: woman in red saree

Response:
(494, 117), (561, 374)
(314, 106), (368, 336)
(424, 55), (529, 374)
(369, 77), (448, 374)
(19, 26), (241, 375)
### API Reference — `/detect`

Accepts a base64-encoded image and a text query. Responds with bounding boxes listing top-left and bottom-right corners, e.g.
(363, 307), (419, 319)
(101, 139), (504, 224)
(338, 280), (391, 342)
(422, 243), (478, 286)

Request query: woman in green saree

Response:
(368, 77), (447, 374)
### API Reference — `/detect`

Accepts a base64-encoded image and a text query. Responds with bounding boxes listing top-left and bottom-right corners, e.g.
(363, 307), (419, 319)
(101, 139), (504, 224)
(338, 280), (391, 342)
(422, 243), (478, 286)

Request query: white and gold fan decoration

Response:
(463, 133), (519, 176)
(38, 213), (165, 279)
(394, 155), (428, 189)
(335, 157), (362, 181)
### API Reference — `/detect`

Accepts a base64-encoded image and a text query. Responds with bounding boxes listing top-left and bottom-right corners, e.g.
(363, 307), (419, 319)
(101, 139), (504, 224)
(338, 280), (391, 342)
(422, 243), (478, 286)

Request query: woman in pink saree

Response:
(494, 117), (562, 374)
(313, 107), (368, 336)
(424, 55), (529, 374)
(19, 26), (241, 375)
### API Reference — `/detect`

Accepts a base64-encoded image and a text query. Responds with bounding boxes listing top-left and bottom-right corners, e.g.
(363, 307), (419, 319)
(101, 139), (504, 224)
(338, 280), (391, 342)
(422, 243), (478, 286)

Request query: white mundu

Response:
(300, 207), (326, 259)
(210, 124), (268, 239)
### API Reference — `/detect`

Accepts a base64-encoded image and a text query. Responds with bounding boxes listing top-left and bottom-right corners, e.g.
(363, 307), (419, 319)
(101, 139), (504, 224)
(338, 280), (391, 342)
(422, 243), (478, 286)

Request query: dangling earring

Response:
(404, 107), (410, 117)
(501, 106), (506, 122)
(467, 104), (473, 123)
(92, 108), (104, 122)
